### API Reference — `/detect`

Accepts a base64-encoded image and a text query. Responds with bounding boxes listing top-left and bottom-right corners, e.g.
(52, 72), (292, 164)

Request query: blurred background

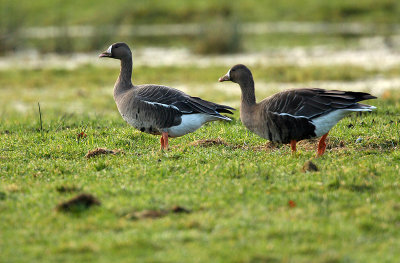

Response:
(1, 0), (400, 121)
(1, 0), (400, 58)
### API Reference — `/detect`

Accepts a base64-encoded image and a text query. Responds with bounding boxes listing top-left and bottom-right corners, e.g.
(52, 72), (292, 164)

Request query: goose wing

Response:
(137, 84), (234, 119)
(263, 88), (376, 119)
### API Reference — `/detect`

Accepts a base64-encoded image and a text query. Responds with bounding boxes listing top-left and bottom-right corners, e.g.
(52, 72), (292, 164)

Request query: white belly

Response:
(167, 114), (218, 137)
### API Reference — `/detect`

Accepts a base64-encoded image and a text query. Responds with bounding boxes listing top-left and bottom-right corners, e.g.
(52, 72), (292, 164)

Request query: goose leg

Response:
(160, 132), (169, 150)
(317, 133), (329, 157)
(160, 136), (165, 150)
(290, 140), (297, 154)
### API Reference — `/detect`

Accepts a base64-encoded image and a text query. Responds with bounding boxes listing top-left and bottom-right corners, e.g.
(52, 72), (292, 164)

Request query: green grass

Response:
(1, 65), (400, 262)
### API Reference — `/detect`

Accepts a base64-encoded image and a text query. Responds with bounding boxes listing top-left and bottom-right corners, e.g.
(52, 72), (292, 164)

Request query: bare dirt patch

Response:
(302, 160), (319, 172)
(188, 138), (231, 147)
(56, 185), (81, 193)
(188, 138), (299, 152)
(124, 205), (191, 220)
(181, 136), (397, 154)
(188, 138), (275, 151)
(85, 148), (122, 158)
(56, 193), (100, 212)
(252, 142), (282, 151)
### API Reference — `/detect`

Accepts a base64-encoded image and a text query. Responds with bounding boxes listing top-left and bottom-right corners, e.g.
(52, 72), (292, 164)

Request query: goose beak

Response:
(219, 69), (231, 82)
(218, 74), (230, 82)
(99, 45), (112, 58)
(99, 52), (111, 58)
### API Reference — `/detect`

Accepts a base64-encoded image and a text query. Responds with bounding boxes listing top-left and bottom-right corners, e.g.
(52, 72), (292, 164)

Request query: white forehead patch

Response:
(106, 45), (112, 54)
(227, 69), (231, 78)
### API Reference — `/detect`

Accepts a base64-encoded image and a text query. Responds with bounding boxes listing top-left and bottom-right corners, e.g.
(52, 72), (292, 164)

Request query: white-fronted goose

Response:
(99, 42), (234, 150)
(219, 64), (376, 156)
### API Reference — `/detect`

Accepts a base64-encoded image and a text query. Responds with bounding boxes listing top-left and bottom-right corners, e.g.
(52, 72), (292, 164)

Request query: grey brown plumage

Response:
(100, 42), (234, 149)
(219, 64), (376, 156)
(115, 84), (233, 134)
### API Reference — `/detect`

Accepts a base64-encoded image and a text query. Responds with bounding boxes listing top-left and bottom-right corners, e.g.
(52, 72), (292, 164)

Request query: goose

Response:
(218, 64), (376, 156)
(99, 42), (234, 150)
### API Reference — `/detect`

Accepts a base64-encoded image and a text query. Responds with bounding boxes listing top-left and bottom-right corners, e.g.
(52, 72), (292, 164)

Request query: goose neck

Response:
(114, 56), (133, 97)
(239, 78), (256, 106)
(118, 57), (133, 85)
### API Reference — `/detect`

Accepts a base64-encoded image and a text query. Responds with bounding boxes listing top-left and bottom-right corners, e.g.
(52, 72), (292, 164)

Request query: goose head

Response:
(99, 42), (132, 60)
(218, 64), (253, 85)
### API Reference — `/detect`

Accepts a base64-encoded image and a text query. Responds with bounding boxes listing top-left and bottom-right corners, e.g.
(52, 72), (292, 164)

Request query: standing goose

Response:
(219, 64), (376, 156)
(99, 42), (234, 150)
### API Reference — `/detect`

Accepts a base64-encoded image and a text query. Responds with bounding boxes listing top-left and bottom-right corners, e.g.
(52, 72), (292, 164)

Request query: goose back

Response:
(261, 88), (376, 119)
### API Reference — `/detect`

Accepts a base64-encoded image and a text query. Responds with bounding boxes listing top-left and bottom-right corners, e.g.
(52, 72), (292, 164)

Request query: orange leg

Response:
(160, 136), (165, 150)
(290, 140), (297, 154)
(317, 133), (329, 157)
(160, 132), (169, 150)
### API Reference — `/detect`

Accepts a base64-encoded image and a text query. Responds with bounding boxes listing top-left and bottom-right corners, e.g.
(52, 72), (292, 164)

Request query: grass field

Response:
(1, 0), (400, 261)
(1, 63), (399, 262)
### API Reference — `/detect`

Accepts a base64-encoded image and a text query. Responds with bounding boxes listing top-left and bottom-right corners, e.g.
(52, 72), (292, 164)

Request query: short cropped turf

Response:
(0, 65), (399, 262)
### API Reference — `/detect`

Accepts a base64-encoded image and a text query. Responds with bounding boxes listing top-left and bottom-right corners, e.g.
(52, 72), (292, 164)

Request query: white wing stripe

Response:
(275, 112), (308, 119)
(143, 100), (180, 111)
